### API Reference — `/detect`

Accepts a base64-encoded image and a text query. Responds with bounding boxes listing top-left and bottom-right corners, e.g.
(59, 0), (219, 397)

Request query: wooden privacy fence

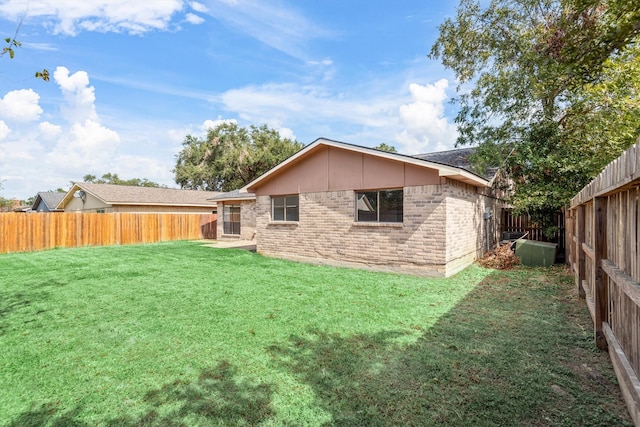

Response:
(0, 212), (217, 254)
(566, 140), (640, 425)
(501, 208), (565, 256)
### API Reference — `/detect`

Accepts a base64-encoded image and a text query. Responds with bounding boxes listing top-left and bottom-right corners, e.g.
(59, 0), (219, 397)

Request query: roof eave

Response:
(106, 202), (217, 207)
(209, 196), (256, 203)
(439, 170), (489, 187)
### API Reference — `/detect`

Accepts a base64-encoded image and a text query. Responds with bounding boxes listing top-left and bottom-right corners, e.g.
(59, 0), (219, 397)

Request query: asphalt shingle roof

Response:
(33, 191), (65, 210)
(209, 189), (256, 201)
(74, 183), (221, 206)
(411, 147), (498, 181)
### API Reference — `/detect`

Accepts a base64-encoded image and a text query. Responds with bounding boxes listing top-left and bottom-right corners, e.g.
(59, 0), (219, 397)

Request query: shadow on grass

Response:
(0, 291), (32, 319)
(268, 269), (631, 426)
(9, 361), (274, 427)
(112, 360), (274, 426)
(0, 278), (68, 335)
(6, 402), (87, 427)
(0, 291), (48, 336)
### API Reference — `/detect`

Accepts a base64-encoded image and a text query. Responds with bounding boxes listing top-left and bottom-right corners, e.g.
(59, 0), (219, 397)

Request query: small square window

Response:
(272, 195), (299, 221)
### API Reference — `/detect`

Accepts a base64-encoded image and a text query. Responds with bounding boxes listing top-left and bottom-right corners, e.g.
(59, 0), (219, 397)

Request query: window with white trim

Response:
(355, 189), (403, 222)
(271, 195), (299, 221)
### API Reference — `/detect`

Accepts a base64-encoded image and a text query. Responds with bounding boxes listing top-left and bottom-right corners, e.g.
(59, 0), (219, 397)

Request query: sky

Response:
(0, 0), (461, 199)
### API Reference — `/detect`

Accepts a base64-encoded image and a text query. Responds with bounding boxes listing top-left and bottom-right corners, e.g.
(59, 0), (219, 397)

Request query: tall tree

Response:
(174, 123), (304, 192)
(430, 0), (640, 229)
(82, 173), (166, 188)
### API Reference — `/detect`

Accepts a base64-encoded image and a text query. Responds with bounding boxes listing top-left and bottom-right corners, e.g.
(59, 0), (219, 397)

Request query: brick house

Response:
(243, 138), (502, 277)
(210, 189), (257, 241)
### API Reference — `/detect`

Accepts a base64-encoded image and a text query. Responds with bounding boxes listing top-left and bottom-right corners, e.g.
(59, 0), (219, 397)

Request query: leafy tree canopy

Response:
(173, 123), (304, 192)
(431, 0), (640, 225)
(82, 173), (166, 188)
(0, 181), (8, 210)
(374, 143), (398, 153)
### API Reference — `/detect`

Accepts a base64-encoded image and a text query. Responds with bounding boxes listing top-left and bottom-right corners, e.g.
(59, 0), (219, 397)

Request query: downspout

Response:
(484, 207), (493, 252)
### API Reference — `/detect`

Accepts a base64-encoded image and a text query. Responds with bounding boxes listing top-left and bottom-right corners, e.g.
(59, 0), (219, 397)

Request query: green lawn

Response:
(0, 241), (631, 426)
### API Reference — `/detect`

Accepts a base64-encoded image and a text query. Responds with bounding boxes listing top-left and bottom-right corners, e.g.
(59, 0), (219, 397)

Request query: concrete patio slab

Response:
(197, 240), (257, 251)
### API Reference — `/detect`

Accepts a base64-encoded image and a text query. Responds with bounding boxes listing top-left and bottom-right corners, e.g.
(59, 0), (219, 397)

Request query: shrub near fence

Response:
(566, 140), (640, 425)
(0, 212), (217, 254)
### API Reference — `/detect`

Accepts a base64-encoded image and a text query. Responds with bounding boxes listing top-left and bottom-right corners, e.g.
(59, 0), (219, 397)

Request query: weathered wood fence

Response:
(0, 212), (217, 254)
(502, 208), (565, 257)
(566, 140), (640, 425)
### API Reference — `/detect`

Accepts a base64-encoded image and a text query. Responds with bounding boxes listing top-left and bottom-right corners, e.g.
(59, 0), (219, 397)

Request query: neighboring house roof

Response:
(57, 182), (221, 209)
(245, 138), (490, 192)
(209, 189), (256, 202)
(412, 147), (498, 181)
(31, 191), (65, 211)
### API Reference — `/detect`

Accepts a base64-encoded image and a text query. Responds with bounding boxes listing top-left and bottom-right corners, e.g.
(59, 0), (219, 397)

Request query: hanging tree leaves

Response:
(2, 19), (49, 81)
(430, 0), (640, 231)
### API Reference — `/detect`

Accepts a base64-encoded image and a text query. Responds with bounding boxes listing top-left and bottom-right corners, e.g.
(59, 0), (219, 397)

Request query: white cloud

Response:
(0, 65), (127, 197)
(307, 58), (333, 66)
(39, 121), (63, 140)
(0, 139), (44, 162)
(22, 42), (58, 52)
(0, 0), (188, 35)
(113, 154), (175, 186)
(48, 119), (121, 174)
(54, 66), (98, 123)
(202, 0), (334, 60)
(167, 127), (193, 145)
(221, 83), (397, 130)
(0, 121), (11, 140)
(276, 126), (295, 141)
(395, 79), (458, 154)
(185, 13), (205, 24)
(216, 77), (458, 153)
(190, 2), (209, 13)
(0, 89), (43, 123)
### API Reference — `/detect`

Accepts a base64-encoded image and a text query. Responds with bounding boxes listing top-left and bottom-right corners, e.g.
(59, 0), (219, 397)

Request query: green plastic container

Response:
(515, 239), (558, 267)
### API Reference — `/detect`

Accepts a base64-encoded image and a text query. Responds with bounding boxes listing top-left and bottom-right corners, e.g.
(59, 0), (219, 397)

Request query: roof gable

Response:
(245, 138), (489, 192)
(32, 191), (65, 211)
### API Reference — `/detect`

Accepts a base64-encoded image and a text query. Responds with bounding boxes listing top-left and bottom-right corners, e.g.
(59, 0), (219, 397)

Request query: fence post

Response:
(567, 208), (574, 272)
(565, 209), (573, 265)
(577, 205), (586, 299)
(593, 196), (609, 350)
